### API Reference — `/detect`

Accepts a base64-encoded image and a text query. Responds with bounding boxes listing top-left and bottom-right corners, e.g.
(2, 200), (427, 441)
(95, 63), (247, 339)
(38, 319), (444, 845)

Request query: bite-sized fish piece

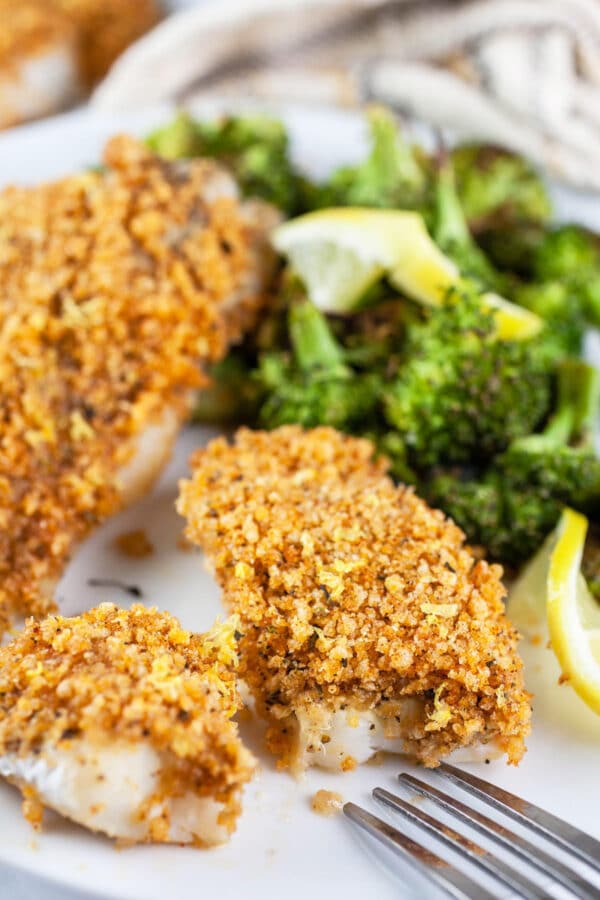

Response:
(178, 426), (531, 772)
(0, 135), (279, 635)
(0, 1), (81, 128)
(0, 604), (255, 845)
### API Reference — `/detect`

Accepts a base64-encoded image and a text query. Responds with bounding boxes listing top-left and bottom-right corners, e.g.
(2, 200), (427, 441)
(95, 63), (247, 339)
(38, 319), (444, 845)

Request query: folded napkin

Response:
(93, 0), (600, 190)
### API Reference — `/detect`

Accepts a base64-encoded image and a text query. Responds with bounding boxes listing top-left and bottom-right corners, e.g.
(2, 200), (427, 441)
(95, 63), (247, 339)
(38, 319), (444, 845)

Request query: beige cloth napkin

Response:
(93, 0), (600, 190)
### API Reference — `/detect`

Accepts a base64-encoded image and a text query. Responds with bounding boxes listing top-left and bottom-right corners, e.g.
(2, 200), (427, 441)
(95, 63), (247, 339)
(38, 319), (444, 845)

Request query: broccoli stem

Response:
(288, 301), (348, 375)
(433, 155), (503, 293)
(565, 359), (600, 447)
(528, 359), (599, 448)
(367, 106), (426, 199)
(434, 156), (472, 252)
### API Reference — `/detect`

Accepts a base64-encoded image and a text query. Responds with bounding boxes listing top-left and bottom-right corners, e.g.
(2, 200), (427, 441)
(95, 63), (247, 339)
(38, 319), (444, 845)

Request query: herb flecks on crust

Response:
(0, 603), (254, 842)
(179, 426), (531, 768)
(0, 135), (277, 633)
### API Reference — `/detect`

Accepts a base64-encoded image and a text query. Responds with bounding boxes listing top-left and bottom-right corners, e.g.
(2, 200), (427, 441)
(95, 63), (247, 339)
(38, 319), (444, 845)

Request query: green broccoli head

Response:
(433, 155), (506, 293)
(532, 225), (598, 281)
(513, 281), (586, 357)
(427, 359), (600, 565)
(450, 144), (552, 230)
(476, 222), (545, 277)
(192, 351), (261, 424)
(531, 225), (600, 328)
(313, 106), (429, 211)
(256, 299), (380, 430)
(147, 111), (303, 213)
(383, 288), (553, 467)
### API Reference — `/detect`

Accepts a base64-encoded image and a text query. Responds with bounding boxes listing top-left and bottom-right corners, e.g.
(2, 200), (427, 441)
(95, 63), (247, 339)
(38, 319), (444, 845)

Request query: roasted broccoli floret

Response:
(193, 352), (261, 424)
(256, 299), (380, 430)
(512, 281), (586, 357)
(147, 111), (303, 213)
(383, 287), (553, 467)
(451, 144), (552, 230)
(433, 155), (505, 293)
(532, 225), (600, 327)
(476, 222), (545, 277)
(311, 106), (429, 211)
(428, 359), (600, 565)
(533, 224), (598, 280)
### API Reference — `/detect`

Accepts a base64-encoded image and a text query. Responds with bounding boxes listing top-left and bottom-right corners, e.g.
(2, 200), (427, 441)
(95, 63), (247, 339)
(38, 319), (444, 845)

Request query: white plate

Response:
(0, 103), (600, 900)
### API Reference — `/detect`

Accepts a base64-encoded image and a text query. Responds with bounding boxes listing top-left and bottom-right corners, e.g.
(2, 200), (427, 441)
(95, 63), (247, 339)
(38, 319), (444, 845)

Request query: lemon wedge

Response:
(478, 293), (543, 341)
(508, 508), (600, 715)
(272, 208), (541, 339)
(272, 208), (455, 312)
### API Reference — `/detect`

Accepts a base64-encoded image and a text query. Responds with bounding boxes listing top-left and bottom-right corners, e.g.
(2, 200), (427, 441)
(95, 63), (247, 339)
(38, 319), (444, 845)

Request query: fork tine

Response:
(399, 773), (600, 900)
(438, 763), (600, 875)
(373, 787), (548, 900)
(343, 802), (497, 900)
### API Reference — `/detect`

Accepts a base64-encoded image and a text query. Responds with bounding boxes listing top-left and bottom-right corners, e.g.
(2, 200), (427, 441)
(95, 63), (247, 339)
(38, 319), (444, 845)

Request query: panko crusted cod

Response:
(0, 134), (279, 635)
(0, 0), (161, 128)
(178, 426), (531, 772)
(0, 604), (255, 845)
(0, 0), (79, 129)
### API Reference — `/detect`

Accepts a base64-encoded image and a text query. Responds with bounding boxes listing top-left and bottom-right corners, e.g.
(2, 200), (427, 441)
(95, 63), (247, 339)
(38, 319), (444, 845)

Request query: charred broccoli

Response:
(311, 106), (429, 211)
(428, 359), (600, 564)
(512, 281), (586, 357)
(256, 299), (380, 430)
(147, 111), (304, 213)
(450, 144), (552, 230)
(532, 225), (600, 327)
(193, 352), (260, 424)
(433, 155), (505, 293)
(383, 287), (553, 467)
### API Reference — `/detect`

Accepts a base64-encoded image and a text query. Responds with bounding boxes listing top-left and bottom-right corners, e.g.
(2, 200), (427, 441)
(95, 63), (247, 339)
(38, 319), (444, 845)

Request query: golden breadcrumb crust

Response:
(0, 603), (255, 840)
(0, 135), (276, 634)
(0, 0), (160, 90)
(178, 426), (531, 767)
(0, 1), (74, 70)
(54, 0), (161, 85)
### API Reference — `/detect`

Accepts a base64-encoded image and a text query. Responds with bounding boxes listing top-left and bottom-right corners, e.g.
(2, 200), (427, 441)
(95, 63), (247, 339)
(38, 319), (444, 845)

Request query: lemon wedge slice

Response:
(547, 510), (600, 714)
(272, 208), (456, 312)
(508, 508), (600, 715)
(272, 208), (541, 339)
(479, 293), (543, 341)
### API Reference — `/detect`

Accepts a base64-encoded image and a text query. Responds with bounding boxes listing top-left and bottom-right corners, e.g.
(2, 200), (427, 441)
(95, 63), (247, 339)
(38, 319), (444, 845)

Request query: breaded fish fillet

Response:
(0, 1), (160, 129)
(178, 426), (531, 771)
(0, 604), (255, 845)
(0, 1), (80, 128)
(53, 0), (161, 86)
(0, 136), (278, 633)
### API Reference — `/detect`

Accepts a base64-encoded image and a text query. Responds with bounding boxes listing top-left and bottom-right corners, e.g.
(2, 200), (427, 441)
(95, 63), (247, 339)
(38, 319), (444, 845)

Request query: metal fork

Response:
(344, 762), (600, 899)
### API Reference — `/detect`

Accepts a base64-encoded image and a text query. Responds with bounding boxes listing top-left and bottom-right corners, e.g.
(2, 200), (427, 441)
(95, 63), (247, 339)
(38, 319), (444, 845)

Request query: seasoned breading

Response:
(0, 0), (79, 128)
(0, 136), (278, 634)
(0, 603), (255, 845)
(53, 0), (161, 86)
(0, 1), (161, 128)
(0, 0), (73, 66)
(178, 426), (531, 770)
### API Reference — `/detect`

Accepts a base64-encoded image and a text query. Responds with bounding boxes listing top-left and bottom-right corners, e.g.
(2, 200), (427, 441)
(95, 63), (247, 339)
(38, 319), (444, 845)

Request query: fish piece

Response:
(0, 135), (279, 634)
(0, 1), (81, 128)
(53, 0), (161, 86)
(178, 426), (531, 772)
(0, 603), (255, 845)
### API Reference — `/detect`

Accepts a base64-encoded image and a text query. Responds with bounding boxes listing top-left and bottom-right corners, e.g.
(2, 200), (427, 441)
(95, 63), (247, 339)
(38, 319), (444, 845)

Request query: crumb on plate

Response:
(114, 529), (154, 559)
(311, 789), (343, 817)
